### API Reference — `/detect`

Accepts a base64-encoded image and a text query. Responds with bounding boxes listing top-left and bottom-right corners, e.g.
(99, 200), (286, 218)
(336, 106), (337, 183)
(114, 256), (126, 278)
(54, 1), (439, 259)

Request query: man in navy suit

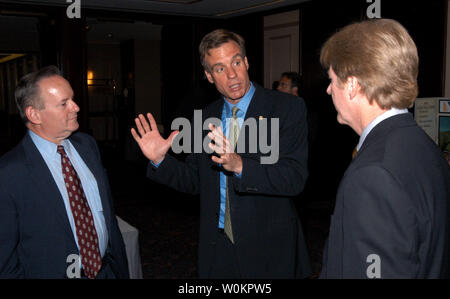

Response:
(131, 29), (311, 278)
(0, 66), (129, 278)
(319, 19), (450, 278)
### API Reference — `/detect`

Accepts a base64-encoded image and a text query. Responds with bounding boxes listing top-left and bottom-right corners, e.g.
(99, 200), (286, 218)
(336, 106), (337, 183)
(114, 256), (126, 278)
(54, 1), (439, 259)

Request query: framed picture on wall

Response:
(439, 99), (450, 114)
(439, 116), (450, 153)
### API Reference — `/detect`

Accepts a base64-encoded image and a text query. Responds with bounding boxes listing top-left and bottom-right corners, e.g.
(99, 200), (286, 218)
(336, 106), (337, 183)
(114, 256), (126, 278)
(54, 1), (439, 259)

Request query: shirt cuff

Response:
(150, 159), (163, 168)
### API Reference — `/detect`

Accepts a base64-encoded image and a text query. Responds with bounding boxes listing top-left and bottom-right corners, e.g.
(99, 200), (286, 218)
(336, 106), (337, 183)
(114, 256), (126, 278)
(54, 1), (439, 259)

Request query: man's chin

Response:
(70, 122), (79, 132)
(226, 92), (245, 103)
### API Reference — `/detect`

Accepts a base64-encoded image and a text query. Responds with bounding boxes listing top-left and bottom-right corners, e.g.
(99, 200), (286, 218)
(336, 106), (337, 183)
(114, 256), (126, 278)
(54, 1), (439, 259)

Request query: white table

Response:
(116, 216), (143, 279)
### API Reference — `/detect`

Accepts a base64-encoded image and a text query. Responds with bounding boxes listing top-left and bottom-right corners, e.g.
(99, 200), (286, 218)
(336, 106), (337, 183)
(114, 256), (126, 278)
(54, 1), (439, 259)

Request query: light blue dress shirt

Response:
(218, 82), (255, 228)
(357, 108), (408, 151)
(29, 130), (108, 260)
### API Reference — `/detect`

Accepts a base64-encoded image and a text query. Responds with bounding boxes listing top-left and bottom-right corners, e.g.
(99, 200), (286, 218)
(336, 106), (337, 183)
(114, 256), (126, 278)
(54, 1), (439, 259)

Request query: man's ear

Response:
(346, 76), (360, 100)
(25, 106), (41, 125)
(244, 56), (249, 71)
(292, 86), (298, 96)
(204, 70), (214, 84)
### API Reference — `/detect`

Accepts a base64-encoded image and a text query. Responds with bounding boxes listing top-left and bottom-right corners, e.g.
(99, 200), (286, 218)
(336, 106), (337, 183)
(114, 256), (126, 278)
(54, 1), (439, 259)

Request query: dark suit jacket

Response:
(0, 132), (129, 278)
(320, 113), (450, 278)
(147, 83), (311, 278)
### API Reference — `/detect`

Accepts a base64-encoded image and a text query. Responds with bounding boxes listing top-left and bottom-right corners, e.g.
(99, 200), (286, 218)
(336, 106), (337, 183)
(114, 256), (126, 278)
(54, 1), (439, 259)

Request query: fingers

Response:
(130, 128), (140, 142)
(134, 113), (159, 138)
(208, 139), (225, 155)
(208, 123), (230, 154)
(211, 154), (224, 165)
(139, 114), (152, 133)
(207, 132), (223, 151)
(211, 153), (242, 174)
(147, 113), (158, 133)
(135, 116), (146, 136)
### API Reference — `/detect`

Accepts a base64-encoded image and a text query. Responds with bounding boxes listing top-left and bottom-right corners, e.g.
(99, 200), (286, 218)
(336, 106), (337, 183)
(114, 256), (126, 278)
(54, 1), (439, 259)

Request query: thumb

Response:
(167, 130), (179, 146)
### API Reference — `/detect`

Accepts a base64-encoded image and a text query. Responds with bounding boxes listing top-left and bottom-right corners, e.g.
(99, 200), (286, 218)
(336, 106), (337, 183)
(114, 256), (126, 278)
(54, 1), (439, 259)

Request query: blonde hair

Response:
(320, 19), (419, 109)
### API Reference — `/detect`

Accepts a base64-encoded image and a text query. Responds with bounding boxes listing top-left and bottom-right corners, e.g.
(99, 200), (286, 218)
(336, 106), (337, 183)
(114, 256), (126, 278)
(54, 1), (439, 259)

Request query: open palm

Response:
(131, 113), (178, 164)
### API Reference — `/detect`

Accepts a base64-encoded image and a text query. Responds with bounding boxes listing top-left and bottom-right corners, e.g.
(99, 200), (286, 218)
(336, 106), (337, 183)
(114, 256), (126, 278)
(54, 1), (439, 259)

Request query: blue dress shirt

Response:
(29, 130), (108, 261)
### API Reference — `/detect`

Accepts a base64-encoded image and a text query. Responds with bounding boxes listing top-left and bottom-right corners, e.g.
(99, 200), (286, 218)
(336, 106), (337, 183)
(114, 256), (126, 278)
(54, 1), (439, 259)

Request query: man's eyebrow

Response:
(232, 53), (244, 61)
(209, 53), (244, 70)
(210, 62), (225, 70)
(60, 95), (73, 103)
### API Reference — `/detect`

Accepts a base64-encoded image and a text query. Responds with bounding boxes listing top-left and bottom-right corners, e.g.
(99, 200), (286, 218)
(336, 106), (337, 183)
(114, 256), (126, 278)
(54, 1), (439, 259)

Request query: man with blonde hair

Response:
(319, 19), (449, 278)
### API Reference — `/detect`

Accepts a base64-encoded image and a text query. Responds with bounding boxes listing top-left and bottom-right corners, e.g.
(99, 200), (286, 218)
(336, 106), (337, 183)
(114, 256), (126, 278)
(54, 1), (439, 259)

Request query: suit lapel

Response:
(244, 83), (273, 122)
(240, 84), (274, 157)
(22, 134), (75, 240)
(69, 134), (113, 241)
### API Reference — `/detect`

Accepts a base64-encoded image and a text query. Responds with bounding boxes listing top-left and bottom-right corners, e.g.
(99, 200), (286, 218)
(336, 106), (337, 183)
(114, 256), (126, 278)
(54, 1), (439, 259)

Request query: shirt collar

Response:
(223, 82), (255, 118)
(357, 108), (408, 151)
(28, 130), (71, 156)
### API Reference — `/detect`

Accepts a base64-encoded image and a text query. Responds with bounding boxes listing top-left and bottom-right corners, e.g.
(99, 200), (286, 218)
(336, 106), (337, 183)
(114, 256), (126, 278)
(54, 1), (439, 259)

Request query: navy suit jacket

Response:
(320, 113), (450, 278)
(147, 83), (312, 278)
(0, 132), (129, 278)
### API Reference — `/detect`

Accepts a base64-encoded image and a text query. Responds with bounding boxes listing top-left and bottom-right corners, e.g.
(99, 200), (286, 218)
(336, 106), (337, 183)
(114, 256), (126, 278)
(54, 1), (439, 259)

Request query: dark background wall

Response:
(0, 0), (447, 200)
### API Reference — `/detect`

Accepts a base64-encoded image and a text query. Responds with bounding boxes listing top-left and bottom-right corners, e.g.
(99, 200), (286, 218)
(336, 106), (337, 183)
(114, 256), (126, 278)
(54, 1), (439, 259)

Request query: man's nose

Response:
(227, 67), (237, 79)
(71, 100), (80, 112)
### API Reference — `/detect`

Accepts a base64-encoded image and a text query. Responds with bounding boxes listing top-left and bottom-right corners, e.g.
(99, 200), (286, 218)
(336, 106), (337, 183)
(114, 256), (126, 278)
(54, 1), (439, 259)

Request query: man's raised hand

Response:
(131, 113), (178, 165)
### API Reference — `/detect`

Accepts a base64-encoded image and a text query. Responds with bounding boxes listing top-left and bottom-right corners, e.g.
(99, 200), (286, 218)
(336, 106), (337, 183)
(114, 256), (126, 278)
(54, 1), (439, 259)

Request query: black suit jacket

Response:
(147, 83), (311, 278)
(0, 132), (129, 278)
(320, 113), (450, 278)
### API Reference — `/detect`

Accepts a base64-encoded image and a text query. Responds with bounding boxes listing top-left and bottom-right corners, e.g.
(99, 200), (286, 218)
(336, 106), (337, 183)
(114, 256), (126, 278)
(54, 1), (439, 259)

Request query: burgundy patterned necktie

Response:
(57, 145), (102, 279)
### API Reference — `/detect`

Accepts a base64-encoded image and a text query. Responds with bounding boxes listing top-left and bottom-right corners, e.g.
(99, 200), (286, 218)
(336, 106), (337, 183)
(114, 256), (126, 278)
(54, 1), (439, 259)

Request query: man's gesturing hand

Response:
(131, 113), (178, 165)
(207, 123), (243, 175)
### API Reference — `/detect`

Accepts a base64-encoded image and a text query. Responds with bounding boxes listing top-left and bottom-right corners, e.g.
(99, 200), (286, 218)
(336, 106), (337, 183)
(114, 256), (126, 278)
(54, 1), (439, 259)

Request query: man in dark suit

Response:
(131, 29), (311, 278)
(0, 66), (129, 279)
(319, 19), (450, 278)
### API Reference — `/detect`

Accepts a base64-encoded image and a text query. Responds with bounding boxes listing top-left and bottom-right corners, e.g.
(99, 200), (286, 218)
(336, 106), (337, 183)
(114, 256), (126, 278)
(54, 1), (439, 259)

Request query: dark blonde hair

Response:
(320, 19), (419, 109)
(199, 29), (246, 72)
